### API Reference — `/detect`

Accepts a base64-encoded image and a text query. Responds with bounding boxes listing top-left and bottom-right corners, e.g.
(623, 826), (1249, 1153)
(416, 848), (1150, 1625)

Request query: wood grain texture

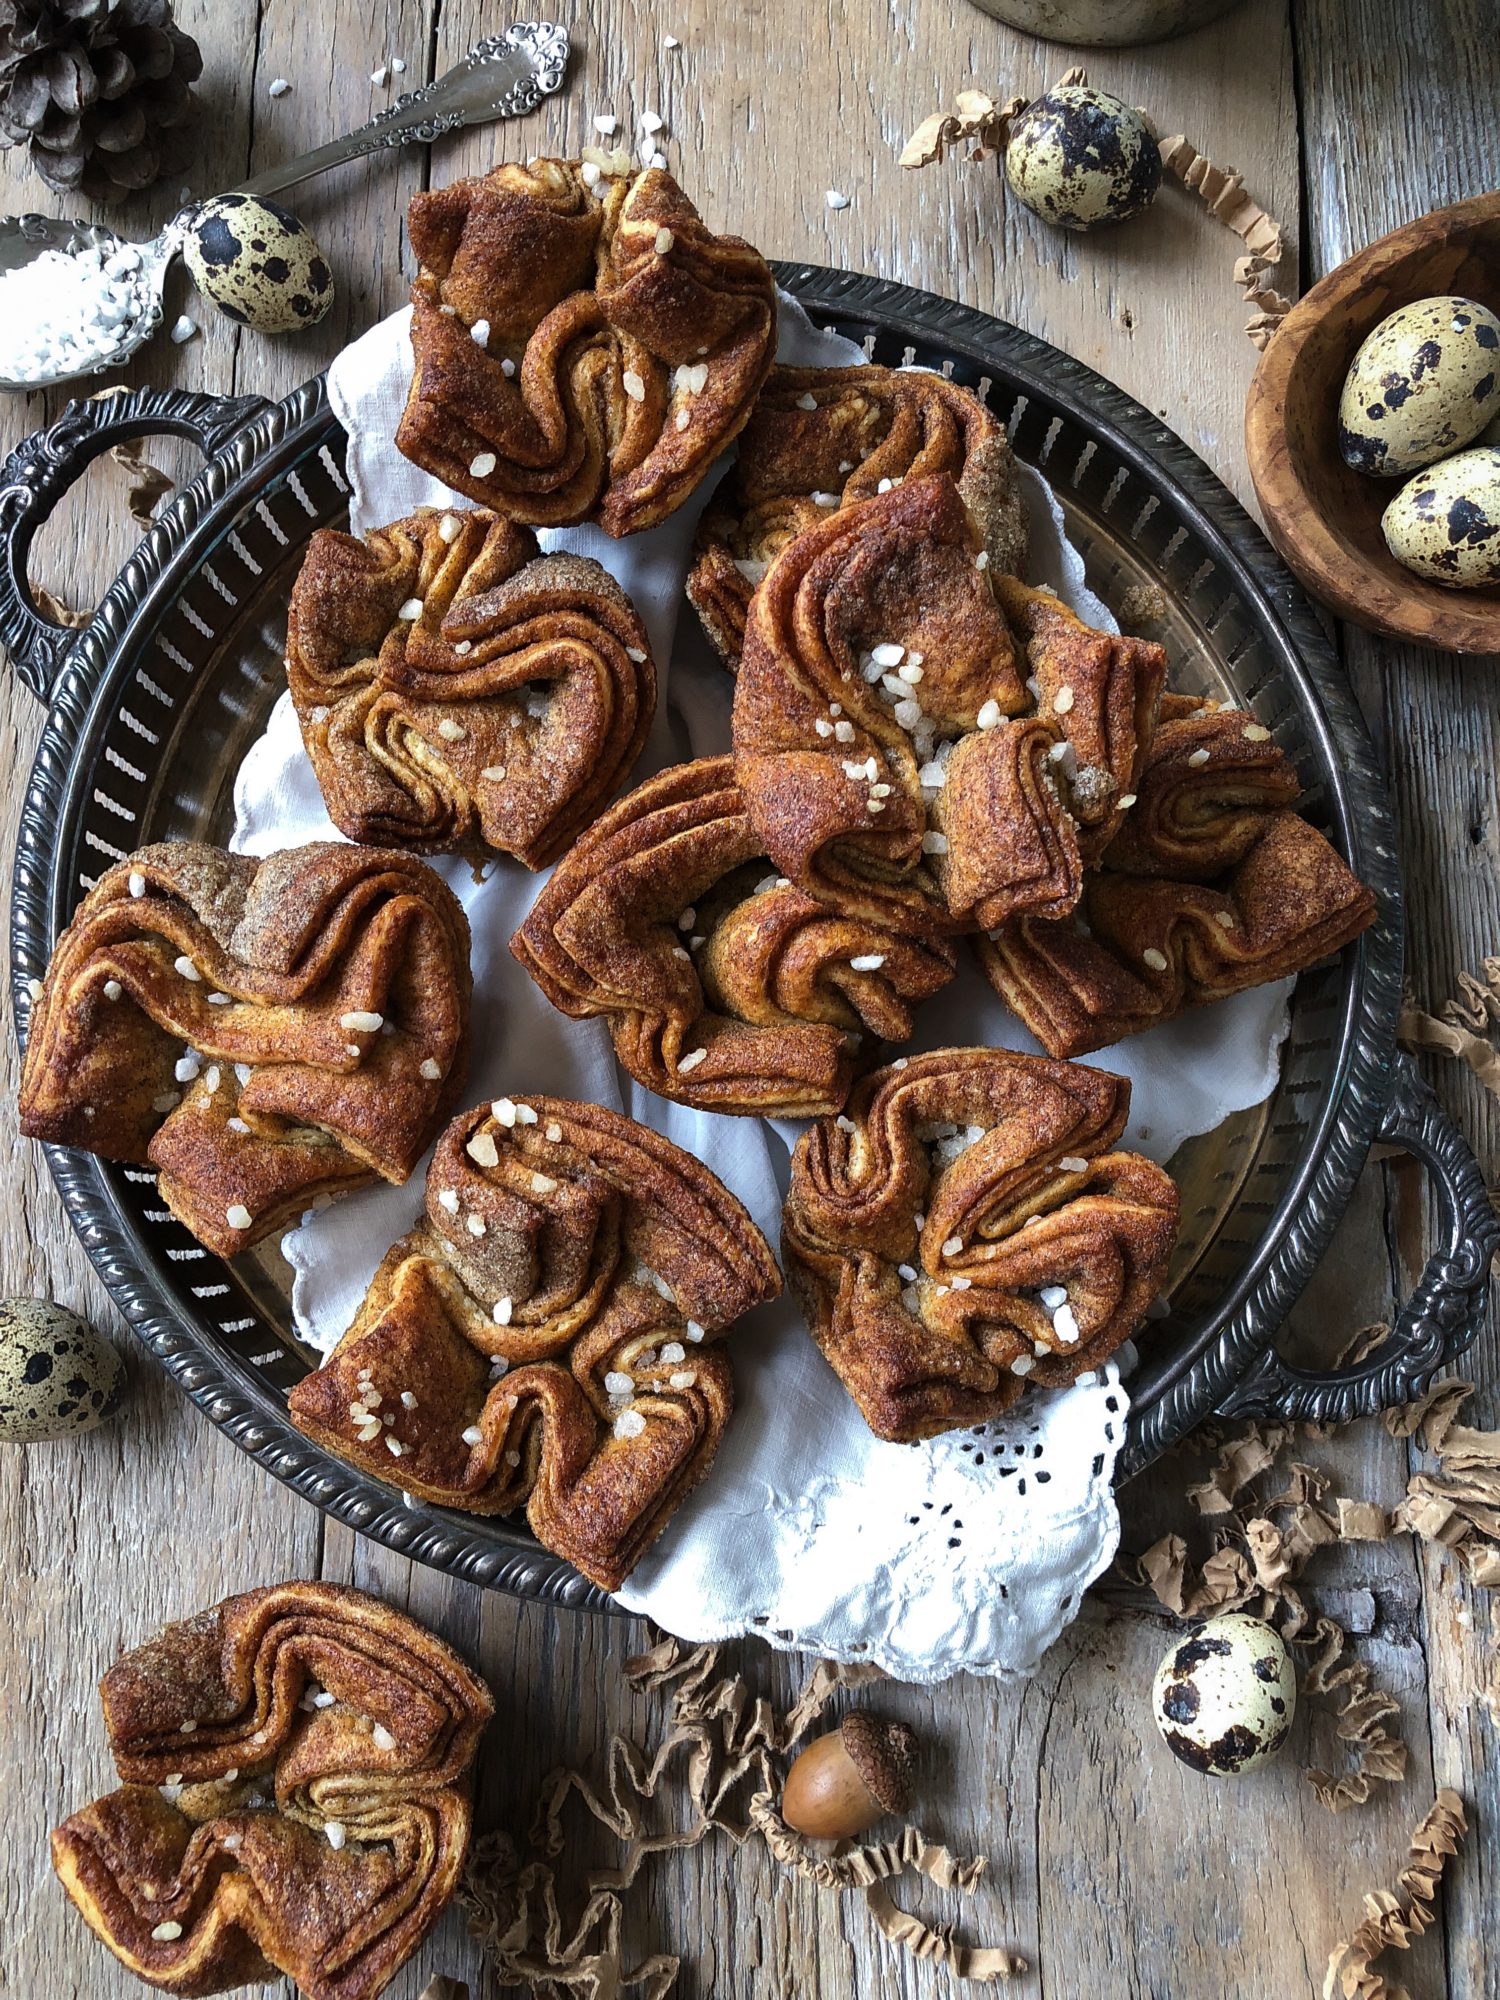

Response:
(0, 1), (1495, 1996)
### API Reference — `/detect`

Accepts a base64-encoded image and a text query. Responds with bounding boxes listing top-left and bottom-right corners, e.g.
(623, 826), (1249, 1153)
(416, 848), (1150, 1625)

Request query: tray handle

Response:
(0, 385), (271, 701)
(1217, 1053), (1499, 1426)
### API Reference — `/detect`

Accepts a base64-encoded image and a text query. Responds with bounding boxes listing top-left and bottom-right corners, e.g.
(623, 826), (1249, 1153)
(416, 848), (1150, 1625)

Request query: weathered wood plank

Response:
(1295, 6), (1500, 1997)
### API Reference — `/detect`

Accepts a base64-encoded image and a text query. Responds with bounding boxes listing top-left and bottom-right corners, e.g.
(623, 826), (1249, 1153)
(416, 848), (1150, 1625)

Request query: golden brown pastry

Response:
(288, 1096), (781, 1591)
(395, 157), (777, 536)
(975, 696), (1378, 1057)
(18, 843), (471, 1257)
(731, 473), (1166, 936)
(286, 506), (655, 866)
(686, 362), (1030, 669)
(511, 756), (956, 1117)
(51, 1581), (492, 2000)
(782, 1048), (1179, 1442)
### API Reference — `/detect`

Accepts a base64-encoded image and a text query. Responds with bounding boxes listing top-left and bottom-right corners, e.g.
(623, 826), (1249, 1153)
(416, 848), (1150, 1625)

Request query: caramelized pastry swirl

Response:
(783, 1049), (1179, 1441)
(288, 1098), (781, 1591)
(18, 843), (471, 1257)
(976, 698), (1377, 1057)
(50, 1581), (492, 2000)
(287, 506), (655, 866)
(511, 756), (956, 1117)
(687, 362), (1029, 669)
(731, 473), (1165, 936)
(395, 159), (777, 536)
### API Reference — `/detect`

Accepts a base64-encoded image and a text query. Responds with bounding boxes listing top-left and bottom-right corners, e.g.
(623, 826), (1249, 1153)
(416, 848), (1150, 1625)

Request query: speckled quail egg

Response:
(1151, 1612), (1296, 1776)
(1381, 444), (1500, 588)
(0, 1298), (124, 1443)
(1337, 295), (1500, 478)
(184, 194), (335, 335)
(1004, 83), (1162, 232)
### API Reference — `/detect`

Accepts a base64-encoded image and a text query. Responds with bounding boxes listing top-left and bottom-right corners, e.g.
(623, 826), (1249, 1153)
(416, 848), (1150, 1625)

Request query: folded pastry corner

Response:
(731, 472), (1165, 936)
(782, 1048), (1179, 1441)
(396, 157), (777, 536)
(51, 1579), (492, 2000)
(687, 362), (1030, 669)
(287, 505), (656, 866)
(288, 1096), (781, 1590)
(18, 842), (472, 1256)
(511, 756), (957, 1116)
(975, 696), (1378, 1057)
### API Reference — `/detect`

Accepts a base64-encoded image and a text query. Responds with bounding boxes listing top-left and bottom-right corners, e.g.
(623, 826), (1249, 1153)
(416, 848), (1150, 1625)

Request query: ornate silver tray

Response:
(5, 268), (1496, 1615)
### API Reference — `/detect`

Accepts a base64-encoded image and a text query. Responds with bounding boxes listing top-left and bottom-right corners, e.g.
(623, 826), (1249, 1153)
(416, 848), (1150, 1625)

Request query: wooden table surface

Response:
(1, 2), (1496, 1996)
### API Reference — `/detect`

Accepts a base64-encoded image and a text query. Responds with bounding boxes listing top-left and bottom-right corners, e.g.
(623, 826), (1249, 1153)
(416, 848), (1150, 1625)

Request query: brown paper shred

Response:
(418, 1980), (469, 2000)
(750, 1793), (1024, 1983)
(1398, 985), (1500, 1103)
(460, 1640), (907, 1998)
(1157, 133), (1290, 348)
(1299, 1618), (1408, 1813)
(899, 89), (1025, 170)
(32, 584), (91, 629)
(1186, 1424), (1290, 1514)
(1441, 958), (1500, 1032)
(1382, 1377), (1500, 1583)
(1336, 1498), (1392, 1542)
(1323, 1789), (1467, 2000)
(86, 385), (176, 526)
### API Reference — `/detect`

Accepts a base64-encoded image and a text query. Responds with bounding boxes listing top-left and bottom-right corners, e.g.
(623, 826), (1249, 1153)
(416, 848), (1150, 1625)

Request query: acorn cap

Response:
(840, 1714), (916, 1815)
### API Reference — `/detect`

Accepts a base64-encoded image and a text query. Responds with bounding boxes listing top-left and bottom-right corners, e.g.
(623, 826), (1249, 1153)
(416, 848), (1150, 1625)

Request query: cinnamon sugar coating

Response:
(975, 695), (1377, 1056)
(18, 842), (471, 1257)
(51, 1581), (492, 2000)
(288, 1097), (781, 1591)
(511, 756), (956, 1117)
(731, 473), (1165, 937)
(687, 362), (1029, 669)
(396, 158), (776, 536)
(287, 506), (655, 866)
(783, 1048), (1179, 1441)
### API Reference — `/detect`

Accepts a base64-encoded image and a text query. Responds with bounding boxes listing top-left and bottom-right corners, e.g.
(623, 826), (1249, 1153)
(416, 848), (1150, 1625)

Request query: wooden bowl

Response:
(1245, 190), (1500, 654)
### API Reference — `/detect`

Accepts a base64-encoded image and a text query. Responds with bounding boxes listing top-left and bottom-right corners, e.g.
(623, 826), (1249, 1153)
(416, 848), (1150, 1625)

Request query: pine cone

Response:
(0, 0), (203, 204)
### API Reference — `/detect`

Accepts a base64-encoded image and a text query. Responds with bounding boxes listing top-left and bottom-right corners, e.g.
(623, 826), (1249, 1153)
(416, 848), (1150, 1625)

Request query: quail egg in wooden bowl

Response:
(1245, 188), (1500, 654)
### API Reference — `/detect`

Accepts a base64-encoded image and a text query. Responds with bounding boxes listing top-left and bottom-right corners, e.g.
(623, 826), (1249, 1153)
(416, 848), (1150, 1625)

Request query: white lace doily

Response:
(230, 293), (1290, 1683)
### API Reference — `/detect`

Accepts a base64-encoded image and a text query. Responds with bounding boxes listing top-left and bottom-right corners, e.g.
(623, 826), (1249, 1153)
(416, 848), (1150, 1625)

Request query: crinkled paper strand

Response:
(87, 386), (176, 526)
(1300, 1617), (1408, 1813)
(899, 88), (1029, 169)
(750, 1794), (1024, 1983)
(1385, 1377), (1500, 1587)
(1323, 1789), (1467, 2000)
(1157, 134), (1290, 347)
(1399, 960), (1500, 1105)
(460, 1637), (1012, 1997)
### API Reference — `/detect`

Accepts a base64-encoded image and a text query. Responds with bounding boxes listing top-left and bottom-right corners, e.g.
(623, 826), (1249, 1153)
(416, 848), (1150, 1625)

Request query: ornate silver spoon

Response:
(0, 22), (569, 393)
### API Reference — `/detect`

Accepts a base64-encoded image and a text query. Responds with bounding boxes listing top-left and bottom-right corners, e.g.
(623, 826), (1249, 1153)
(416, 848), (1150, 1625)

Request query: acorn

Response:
(780, 1714), (918, 1839)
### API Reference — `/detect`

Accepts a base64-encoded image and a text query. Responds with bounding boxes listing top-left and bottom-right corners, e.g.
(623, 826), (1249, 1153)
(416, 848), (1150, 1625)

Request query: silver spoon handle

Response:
(235, 22), (569, 203)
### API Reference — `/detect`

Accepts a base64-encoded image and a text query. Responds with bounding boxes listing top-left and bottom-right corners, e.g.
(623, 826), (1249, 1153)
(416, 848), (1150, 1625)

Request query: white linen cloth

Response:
(232, 294), (1290, 1683)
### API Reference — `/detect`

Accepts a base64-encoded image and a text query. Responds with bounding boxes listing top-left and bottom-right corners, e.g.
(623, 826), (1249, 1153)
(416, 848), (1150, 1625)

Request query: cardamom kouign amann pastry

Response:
(686, 361), (1030, 669)
(18, 842), (471, 1258)
(511, 756), (957, 1117)
(782, 1048), (1179, 1442)
(731, 471), (1166, 937)
(51, 1580), (492, 2000)
(286, 505), (655, 866)
(288, 1095), (781, 1591)
(975, 695), (1378, 1057)
(395, 156), (777, 535)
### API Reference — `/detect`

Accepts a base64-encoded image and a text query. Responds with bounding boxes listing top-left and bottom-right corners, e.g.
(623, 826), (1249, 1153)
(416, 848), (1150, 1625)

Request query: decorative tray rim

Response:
(8, 263), (1493, 1622)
